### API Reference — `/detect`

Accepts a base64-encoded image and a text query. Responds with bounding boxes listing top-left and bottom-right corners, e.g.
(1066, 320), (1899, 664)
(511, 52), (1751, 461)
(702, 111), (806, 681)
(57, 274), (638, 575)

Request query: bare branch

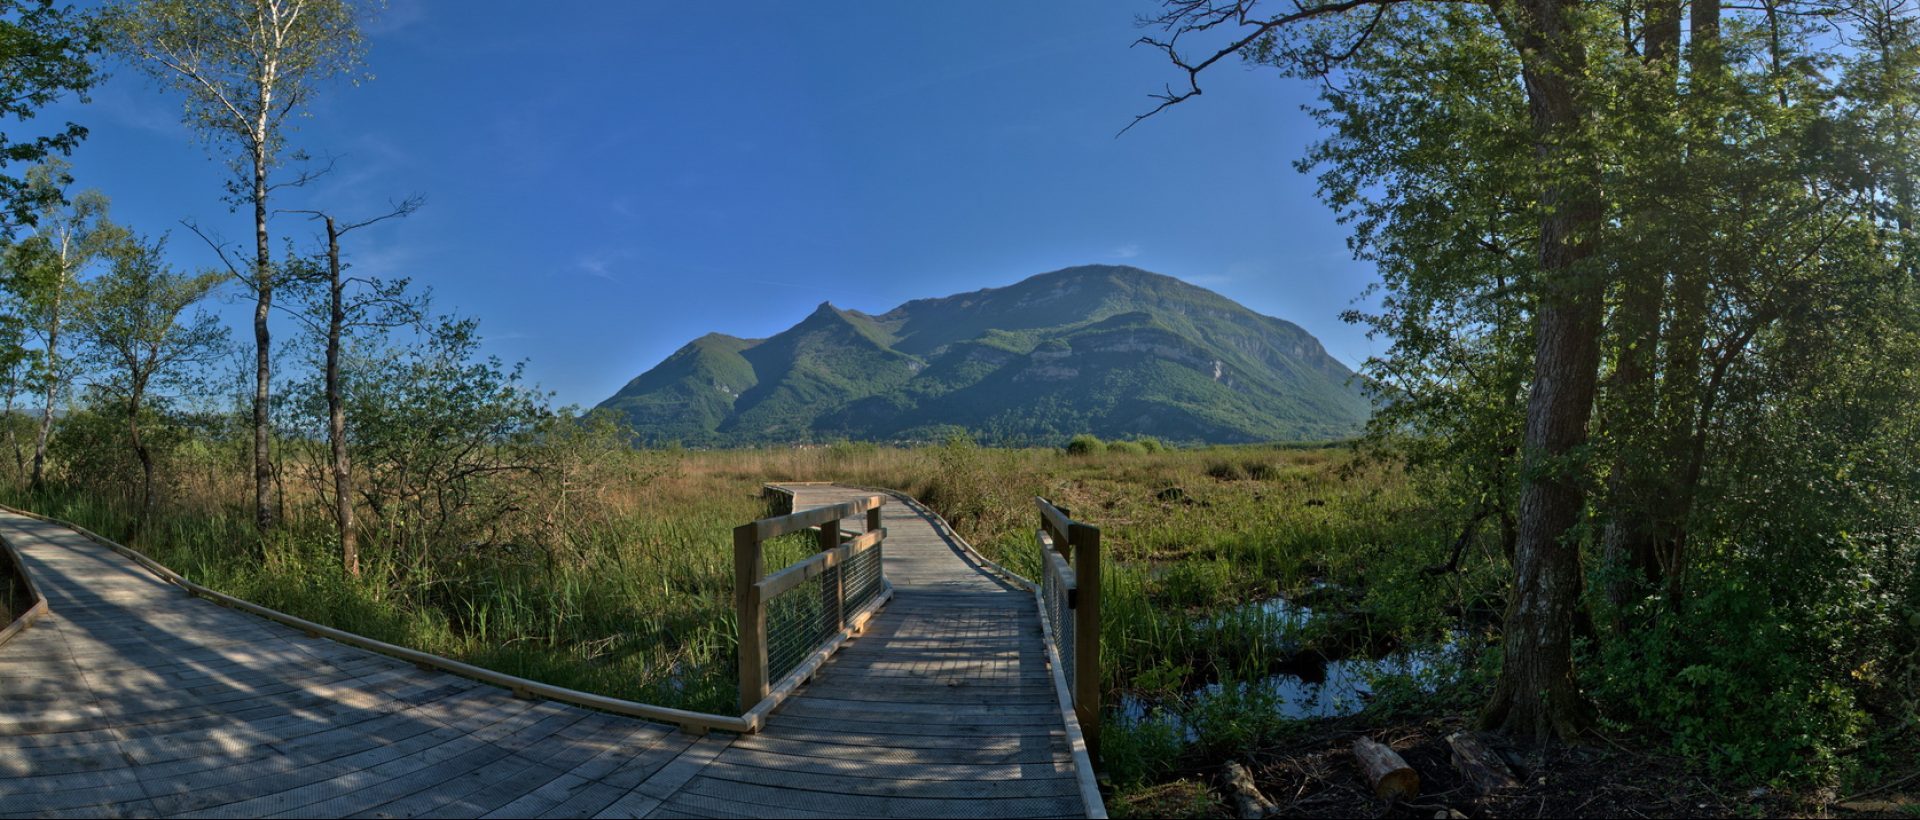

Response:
(264, 153), (341, 193)
(180, 219), (250, 283)
(280, 194), (426, 236)
(1122, 0), (1398, 136)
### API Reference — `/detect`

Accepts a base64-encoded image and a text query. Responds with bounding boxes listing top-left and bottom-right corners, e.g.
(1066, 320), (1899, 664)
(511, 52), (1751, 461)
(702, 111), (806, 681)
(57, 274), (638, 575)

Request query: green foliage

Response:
(1107, 440), (1147, 455)
(1065, 433), (1105, 456)
(1193, 0), (1920, 782)
(326, 315), (550, 566)
(1202, 459), (1245, 481)
(104, 0), (367, 169)
(48, 402), (180, 495)
(0, 1), (100, 237)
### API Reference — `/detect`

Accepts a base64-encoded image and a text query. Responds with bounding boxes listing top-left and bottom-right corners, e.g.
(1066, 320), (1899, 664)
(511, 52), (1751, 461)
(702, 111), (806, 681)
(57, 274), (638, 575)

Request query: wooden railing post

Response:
(1069, 520), (1101, 763)
(866, 504), (883, 536)
(818, 518), (844, 629)
(734, 523), (768, 711)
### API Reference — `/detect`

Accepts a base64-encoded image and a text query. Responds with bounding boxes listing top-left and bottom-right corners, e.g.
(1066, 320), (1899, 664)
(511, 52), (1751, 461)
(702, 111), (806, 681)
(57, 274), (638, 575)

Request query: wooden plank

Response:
(675, 775), (1083, 819)
(1068, 520), (1101, 764)
(751, 726), (1065, 751)
(775, 697), (1062, 720)
(750, 496), (882, 542)
(734, 522), (767, 713)
(709, 747), (1077, 785)
(700, 759), (1079, 800)
(651, 791), (850, 819)
(732, 733), (1068, 766)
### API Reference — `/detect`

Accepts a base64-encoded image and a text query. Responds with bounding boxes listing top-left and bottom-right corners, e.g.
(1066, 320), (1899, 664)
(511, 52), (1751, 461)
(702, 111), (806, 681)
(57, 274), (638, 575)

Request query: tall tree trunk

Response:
(252, 141), (275, 533)
(324, 216), (357, 578)
(1648, 0), (1723, 601)
(1483, 0), (1604, 744)
(1599, 0), (1683, 615)
(32, 289), (60, 490)
(129, 385), (152, 538)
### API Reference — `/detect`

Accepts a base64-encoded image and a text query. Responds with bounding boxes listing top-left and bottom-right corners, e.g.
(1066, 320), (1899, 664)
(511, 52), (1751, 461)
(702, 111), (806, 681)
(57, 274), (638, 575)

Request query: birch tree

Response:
(105, 0), (369, 532)
(71, 235), (226, 533)
(12, 161), (126, 489)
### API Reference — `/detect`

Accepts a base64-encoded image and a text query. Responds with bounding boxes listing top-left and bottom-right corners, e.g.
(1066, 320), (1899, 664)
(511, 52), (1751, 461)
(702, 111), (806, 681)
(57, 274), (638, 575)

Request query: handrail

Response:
(736, 488), (890, 719)
(769, 484), (1105, 819)
(0, 530), (48, 649)
(0, 503), (757, 734)
(757, 528), (883, 600)
(1036, 496), (1102, 763)
(748, 496), (883, 542)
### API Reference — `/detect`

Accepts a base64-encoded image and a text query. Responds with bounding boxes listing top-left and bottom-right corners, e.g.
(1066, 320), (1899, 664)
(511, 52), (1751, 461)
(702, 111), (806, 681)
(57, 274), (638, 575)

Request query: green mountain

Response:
(596, 265), (1371, 445)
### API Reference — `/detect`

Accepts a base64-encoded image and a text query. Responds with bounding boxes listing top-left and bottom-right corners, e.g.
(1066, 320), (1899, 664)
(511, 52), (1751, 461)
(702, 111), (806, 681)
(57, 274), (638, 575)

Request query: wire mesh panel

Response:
(762, 538), (885, 685)
(1040, 537), (1077, 695)
(844, 541), (884, 615)
(764, 567), (837, 684)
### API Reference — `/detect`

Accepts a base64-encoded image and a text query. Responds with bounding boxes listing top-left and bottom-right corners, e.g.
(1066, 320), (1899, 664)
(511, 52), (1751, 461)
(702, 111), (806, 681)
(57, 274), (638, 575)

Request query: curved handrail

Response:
(0, 502), (757, 734)
(0, 529), (48, 649)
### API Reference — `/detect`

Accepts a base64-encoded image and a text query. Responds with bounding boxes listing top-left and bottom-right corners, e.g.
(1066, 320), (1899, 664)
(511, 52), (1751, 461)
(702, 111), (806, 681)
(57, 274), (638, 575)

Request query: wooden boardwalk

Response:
(0, 486), (1098, 818)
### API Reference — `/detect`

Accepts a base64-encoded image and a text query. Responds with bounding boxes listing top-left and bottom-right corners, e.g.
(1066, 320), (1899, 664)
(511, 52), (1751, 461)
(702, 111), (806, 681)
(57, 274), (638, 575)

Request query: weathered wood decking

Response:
(0, 485), (1099, 818)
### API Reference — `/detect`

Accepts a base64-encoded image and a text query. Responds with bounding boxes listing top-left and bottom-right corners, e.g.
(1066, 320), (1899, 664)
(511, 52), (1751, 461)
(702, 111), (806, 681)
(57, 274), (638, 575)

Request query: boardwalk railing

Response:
(1036, 496), (1102, 760)
(735, 493), (890, 718)
(0, 532), (47, 649)
(0, 502), (763, 734)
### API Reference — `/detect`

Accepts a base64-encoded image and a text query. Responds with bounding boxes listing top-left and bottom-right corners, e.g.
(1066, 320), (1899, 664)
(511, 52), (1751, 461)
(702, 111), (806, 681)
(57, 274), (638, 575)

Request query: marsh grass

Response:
(2, 441), (1494, 773)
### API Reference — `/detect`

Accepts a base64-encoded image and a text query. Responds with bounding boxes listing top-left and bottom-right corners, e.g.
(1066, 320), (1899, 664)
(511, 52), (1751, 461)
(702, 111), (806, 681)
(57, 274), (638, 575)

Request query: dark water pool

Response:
(1118, 593), (1466, 734)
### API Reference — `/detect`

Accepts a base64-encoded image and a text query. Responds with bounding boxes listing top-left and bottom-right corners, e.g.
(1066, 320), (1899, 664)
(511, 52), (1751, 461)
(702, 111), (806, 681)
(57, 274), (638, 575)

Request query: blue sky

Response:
(45, 0), (1380, 409)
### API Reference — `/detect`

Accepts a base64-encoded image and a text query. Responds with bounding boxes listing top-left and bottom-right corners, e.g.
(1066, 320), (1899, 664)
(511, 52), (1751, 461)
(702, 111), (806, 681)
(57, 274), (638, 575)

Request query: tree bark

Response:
(1351, 737), (1420, 801)
(252, 140), (275, 533)
(129, 382), (152, 538)
(1483, 0), (1603, 744)
(33, 310), (59, 488)
(1447, 732), (1521, 794)
(1599, 0), (1684, 615)
(31, 251), (64, 490)
(1223, 761), (1277, 819)
(1646, 0), (1722, 603)
(324, 216), (357, 578)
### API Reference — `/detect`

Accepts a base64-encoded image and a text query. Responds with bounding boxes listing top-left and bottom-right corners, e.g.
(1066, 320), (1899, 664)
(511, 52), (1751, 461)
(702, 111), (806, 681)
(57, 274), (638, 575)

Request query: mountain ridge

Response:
(596, 265), (1371, 445)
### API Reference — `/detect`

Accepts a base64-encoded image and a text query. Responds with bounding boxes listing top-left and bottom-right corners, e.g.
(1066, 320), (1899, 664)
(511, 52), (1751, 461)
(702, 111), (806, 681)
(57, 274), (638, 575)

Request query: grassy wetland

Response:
(0, 433), (1501, 809)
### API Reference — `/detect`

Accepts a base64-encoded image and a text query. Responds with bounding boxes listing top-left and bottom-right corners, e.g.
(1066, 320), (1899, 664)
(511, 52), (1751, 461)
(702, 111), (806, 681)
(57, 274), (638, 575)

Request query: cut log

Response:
(1352, 736), (1420, 801)
(1223, 761), (1278, 819)
(1447, 731), (1520, 794)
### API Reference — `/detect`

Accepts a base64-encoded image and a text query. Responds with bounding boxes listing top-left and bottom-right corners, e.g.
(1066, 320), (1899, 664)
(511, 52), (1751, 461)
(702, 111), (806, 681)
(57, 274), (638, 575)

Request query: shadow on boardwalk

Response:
(0, 485), (1094, 819)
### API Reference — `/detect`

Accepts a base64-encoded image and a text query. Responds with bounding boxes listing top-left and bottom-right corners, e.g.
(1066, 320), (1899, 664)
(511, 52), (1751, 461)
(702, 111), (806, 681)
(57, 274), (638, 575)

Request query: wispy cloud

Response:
(364, 0), (429, 36)
(77, 82), (185, 140)
(575, 248), (645, 284)
(1110, 243), (1141, 259)
(576, 255), (622, 283)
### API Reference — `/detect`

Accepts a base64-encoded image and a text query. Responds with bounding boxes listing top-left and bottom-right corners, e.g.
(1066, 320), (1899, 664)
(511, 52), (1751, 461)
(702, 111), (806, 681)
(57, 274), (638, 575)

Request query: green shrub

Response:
(1108, 441), (1147, 456)
(1065, 434), (1106, 456)
(1242, 460), (1278, 481)
(1203, 459), (1246, 481)
(1135, 437), (1166, 453)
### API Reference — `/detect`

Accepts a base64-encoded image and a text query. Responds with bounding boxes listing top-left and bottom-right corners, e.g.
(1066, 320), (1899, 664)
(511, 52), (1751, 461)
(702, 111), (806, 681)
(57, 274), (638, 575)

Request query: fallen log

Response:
(1223, 761), (1278, 819)
(1447, 731), (1520, 794)
(1352, 736), (1420, 801)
